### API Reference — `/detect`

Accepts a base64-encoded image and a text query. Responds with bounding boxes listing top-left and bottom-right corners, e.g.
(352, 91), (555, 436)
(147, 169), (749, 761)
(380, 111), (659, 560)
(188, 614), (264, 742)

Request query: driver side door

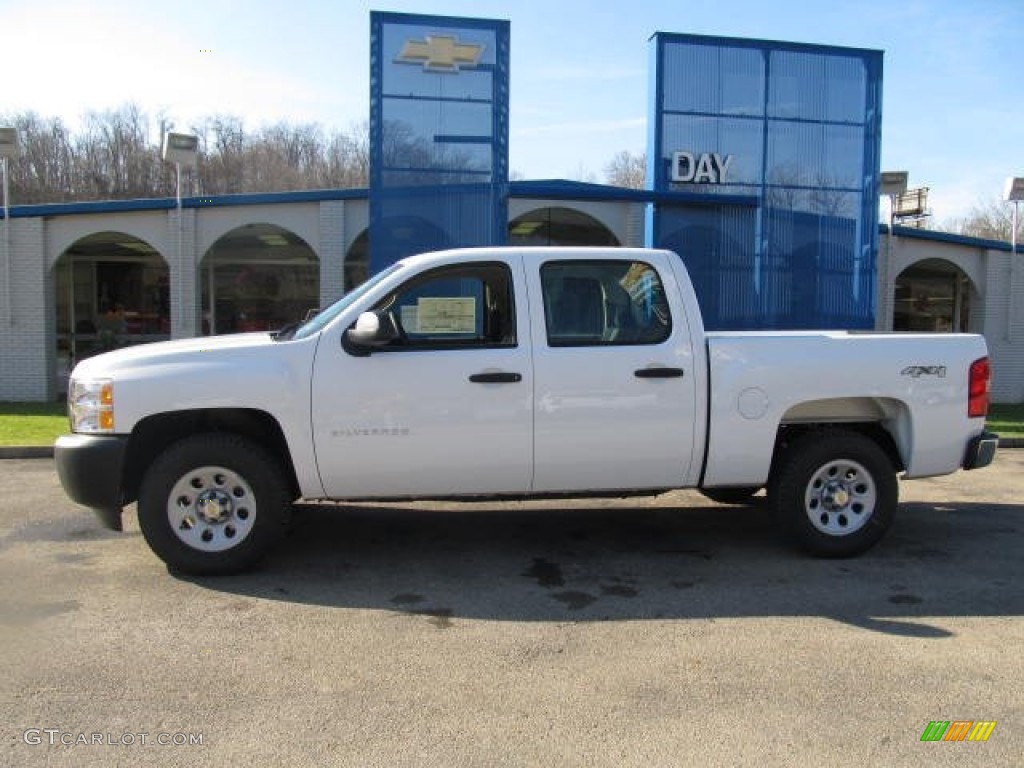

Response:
(311, 257), (533, 499)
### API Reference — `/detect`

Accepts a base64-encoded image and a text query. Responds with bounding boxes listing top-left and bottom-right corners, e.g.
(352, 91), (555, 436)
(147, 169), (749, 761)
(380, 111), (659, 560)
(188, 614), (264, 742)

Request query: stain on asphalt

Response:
(390, 593), (426, 605)
(2, 517), (117, 545)
(888, 593), (924, 605)
(600, 584), (638, 598)
(66, 527), (106, 541)
(550, 591), (596, 610)
(51, 552), (93, 565)
(0, 599), (81, 626)
(904, 547), (952, 560)
(656, 548), (713, 560)
(522, 558), (565, 588)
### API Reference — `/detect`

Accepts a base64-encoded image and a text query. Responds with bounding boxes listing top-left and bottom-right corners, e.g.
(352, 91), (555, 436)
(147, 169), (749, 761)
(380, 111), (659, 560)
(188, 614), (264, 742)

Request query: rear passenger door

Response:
(527, 254), (699, 492)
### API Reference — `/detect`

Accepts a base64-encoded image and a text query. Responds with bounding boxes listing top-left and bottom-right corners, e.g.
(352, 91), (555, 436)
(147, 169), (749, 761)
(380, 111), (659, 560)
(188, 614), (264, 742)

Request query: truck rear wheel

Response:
(772, 430), (897, 557)
(137, 434), (290, 575)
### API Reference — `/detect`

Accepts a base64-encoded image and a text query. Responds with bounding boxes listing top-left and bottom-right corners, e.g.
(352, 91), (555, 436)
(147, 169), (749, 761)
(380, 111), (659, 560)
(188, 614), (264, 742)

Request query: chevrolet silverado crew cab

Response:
(55, 247), (998, 574)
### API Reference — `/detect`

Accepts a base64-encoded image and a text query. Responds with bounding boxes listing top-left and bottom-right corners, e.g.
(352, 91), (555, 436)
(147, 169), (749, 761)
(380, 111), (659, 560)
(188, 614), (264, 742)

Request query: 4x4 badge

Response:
(901, 365), (947, 378)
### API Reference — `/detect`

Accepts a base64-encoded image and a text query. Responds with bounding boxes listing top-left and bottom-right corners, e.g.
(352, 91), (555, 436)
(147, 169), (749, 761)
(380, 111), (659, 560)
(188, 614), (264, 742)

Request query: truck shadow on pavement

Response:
(181, 498), (1024, 638)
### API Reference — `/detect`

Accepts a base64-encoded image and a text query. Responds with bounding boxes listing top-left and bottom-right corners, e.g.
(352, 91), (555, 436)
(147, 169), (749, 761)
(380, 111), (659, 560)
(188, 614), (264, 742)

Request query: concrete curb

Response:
(2, 437), (1023, 460)
(0, 446), (57, 459)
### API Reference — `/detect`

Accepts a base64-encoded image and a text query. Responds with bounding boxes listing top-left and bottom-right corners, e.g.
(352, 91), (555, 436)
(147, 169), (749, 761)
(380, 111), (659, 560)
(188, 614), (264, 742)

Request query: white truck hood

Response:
(68, 331), (320, 437)
(71, 333), (279, 379)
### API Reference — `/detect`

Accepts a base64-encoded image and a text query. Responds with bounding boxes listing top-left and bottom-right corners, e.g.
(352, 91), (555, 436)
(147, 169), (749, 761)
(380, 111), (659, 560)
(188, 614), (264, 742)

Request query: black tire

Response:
(137, 433), (291, 575)
(772, 430), (897, 557)
(699, 486), (762, 505)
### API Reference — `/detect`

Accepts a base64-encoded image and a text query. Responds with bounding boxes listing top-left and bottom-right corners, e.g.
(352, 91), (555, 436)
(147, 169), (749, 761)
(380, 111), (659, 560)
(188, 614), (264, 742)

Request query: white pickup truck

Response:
(55, 247), (997, 574)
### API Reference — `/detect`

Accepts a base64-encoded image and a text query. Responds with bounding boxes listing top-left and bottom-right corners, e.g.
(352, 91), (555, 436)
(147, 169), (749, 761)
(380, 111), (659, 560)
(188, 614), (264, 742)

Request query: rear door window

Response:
(540, 260), (671, 346)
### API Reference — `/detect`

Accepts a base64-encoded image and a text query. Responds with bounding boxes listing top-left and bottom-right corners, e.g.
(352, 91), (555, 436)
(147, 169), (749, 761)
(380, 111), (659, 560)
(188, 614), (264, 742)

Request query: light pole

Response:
(0, 127), (19, 327)
(880, 171), (908, 330)
(1005, 177), (1023, 342)
(880, 171), (909, 232)
(1006, 177), (1024, 256)
(161, 132), (199, 338)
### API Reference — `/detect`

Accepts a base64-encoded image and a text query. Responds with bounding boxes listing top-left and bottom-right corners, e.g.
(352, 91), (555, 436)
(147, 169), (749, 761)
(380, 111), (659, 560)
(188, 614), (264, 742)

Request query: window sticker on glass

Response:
(400, 305), (420, 333)
(416, 297), (477, 334)
(619, 262), (655, 302)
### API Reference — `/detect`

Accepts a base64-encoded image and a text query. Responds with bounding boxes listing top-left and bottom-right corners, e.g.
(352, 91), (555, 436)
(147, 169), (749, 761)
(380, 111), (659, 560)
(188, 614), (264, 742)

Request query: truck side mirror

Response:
(344, 311), (399, 354)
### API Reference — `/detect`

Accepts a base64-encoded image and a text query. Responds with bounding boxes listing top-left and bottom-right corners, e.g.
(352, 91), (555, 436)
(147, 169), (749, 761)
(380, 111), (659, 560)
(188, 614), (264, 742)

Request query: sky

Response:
(2, 0), (1022, 224)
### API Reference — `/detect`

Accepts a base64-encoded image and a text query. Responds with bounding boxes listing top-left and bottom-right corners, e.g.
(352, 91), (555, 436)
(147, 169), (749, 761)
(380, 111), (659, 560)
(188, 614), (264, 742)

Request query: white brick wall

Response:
(318, 201), (346, 308)
(0, 218), (51, 400)
(624, 203), (646, 248)
(168, 208), (199, 339)
(986, 250), (1024, 402)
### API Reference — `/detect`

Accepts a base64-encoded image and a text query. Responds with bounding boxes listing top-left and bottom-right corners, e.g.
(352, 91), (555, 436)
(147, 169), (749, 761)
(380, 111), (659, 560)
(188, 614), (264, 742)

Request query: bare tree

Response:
(78, 104), (161, 199)
(604, 150), (646, 188)
(0, 104), (499, 202)
(945, 197), (1021, 242)
(326, 121), (370, 188)
(193, 115), (247, 194)
(3, 113), (76, 203)
(571, 162), (598, 184)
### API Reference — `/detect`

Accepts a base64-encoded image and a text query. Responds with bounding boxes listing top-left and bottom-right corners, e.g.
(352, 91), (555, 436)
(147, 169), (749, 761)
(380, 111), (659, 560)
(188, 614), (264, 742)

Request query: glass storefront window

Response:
(201, 224), (320, 335)
(508, 207), (619, 247)
(894, 261), (971, 333)
(55, 233), (170, 372)
(202, 262), (319, 334)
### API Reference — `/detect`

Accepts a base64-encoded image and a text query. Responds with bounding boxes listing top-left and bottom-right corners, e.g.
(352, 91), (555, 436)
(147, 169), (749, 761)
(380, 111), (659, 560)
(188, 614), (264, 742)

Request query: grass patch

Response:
(0, 402), (67, 446)
(987, 403), (1024, 439)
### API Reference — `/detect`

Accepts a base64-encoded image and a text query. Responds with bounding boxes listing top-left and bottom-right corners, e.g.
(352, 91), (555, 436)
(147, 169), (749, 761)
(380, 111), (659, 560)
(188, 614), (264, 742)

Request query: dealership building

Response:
(0, 12), (1021, 402)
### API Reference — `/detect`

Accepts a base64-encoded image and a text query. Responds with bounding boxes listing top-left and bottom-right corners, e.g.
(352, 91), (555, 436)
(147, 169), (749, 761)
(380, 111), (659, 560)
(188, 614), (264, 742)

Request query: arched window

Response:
(894, 259), (974, 333)
(54, 231), (169, 374)
(200, 223), (319, 335)
(508, 207), (620, 247)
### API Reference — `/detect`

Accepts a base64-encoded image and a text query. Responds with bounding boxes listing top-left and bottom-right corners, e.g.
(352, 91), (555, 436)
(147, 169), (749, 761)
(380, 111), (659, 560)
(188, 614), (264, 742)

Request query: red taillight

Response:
(968, 357), (990, 418)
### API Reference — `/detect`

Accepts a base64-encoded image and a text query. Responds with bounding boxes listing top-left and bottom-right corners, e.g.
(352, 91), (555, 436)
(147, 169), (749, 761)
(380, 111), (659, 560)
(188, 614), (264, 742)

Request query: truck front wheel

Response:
(137, 434), (291, 575)
(772, 430), (897, 557)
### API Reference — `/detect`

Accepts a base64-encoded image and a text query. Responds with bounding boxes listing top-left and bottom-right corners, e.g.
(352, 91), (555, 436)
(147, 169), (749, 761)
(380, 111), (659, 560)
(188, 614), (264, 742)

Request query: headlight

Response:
(69, 378), (115, 433)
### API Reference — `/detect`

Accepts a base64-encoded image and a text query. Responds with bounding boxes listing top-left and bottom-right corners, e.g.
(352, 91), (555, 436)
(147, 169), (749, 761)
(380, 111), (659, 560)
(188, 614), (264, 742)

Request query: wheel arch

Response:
(123, 408), (300, 504)
(773, 397), (910, 474)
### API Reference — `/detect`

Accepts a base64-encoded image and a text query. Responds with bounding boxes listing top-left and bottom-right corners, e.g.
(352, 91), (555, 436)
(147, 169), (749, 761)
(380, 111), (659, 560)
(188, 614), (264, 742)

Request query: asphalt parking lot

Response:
(2, 453), (1022, 767)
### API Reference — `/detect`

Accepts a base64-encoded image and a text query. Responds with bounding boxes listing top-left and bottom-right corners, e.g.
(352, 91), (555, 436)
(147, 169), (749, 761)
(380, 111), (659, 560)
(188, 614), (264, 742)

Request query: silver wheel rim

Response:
(803, 458), (876, 536)
(167, 465), (256, 552)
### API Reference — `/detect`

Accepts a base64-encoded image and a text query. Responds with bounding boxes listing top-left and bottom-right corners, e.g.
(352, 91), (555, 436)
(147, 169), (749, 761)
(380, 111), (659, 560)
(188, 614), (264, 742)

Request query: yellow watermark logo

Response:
(920, 721), (996, 742)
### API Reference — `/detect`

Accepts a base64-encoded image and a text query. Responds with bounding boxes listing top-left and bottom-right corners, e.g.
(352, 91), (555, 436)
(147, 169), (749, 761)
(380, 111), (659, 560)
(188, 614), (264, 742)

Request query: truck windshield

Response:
(285, 263), (405, 341)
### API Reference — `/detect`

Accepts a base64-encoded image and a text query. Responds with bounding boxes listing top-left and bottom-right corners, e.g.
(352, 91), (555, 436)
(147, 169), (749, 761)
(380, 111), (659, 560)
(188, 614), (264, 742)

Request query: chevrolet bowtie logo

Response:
(395, 35), (484, 73)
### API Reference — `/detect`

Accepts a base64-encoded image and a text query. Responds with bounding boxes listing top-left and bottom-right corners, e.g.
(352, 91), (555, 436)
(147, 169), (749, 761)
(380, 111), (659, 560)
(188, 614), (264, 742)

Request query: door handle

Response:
(469, 372), (523, 383)
(634, 367), (685, 379)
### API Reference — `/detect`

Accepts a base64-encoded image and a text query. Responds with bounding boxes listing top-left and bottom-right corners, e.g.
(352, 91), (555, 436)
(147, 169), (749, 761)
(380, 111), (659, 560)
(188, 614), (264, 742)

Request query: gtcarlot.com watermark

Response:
(22, 729), (204, 747)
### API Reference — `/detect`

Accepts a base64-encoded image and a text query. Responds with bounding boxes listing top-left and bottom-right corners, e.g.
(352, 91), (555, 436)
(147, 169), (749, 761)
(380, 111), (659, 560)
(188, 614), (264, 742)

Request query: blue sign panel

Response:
(648, 34), (882, 330)
(370, 12), (510, 273)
